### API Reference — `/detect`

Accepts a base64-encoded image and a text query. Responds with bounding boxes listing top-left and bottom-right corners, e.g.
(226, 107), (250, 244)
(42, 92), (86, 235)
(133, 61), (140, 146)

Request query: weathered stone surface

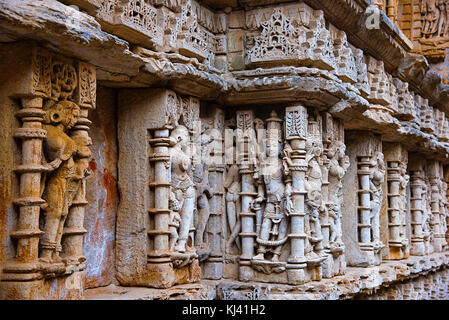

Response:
(83, 86), (118, 288)
(2, 0), (449, 301)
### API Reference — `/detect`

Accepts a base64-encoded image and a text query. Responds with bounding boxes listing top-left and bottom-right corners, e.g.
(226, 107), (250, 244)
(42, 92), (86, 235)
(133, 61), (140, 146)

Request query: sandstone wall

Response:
(83, 86), (118, 288)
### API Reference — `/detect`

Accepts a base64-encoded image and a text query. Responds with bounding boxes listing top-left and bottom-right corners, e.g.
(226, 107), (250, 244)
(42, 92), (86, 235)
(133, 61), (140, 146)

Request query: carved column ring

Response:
(14, 128), (47, 139)
(15, 108), (46, 119)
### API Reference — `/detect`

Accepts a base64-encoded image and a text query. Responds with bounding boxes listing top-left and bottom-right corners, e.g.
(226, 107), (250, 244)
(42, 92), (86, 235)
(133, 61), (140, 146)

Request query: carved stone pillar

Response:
(343, 131), (384, 267)
(383, 143), (409, 260)
(409, 155), (426, 256)
(427, 160), (444, 252)
(8, 97), (47, 274)
(148, 128), (171, 252)
(386, 0), (398, 26)
(62, 62), (96, 264)
(444, 166), (449, 244)
(402, 281), (414, 300)
(285, 105), (308, 284)
(236, 110), (257, 282)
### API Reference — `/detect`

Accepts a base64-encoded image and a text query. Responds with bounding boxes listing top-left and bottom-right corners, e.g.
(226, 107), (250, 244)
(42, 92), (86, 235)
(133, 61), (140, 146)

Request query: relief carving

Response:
(251, 111), (293, 273)
(169, 125), (196, 255)
(40, 100), (81, 263)
(327, 140), (349, 253)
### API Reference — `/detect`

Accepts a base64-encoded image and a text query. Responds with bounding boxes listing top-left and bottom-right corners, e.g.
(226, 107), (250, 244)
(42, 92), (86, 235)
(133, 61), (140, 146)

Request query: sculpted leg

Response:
(175, 193), (195, 253)
(254, 217), (272, 260)
(41, 178), (67, 263)
(40, 210), (61, 262)
(371, 203), (381, 243)
(226, 200), (241, 252)
(195, 194), (210, 247)
(273, 218), (288, 261)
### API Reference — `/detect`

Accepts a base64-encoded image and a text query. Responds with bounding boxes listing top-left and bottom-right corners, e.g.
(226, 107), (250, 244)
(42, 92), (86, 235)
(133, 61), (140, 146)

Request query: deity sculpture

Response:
(422, 180), (432, 252)
(399, 162), (410, 245)
(224, 163), (241, 253)
(251, 111), (293, 265)
(327, 141), (350, 248)
(370, 151), (386, 248)
(437, 0), (447, 36)
(421, 0), (440, 37)
(304, 139), (326, 260)
(40, 100), (81, 264)
(193, 133), (214, 257)
(169, 125), (196, 253)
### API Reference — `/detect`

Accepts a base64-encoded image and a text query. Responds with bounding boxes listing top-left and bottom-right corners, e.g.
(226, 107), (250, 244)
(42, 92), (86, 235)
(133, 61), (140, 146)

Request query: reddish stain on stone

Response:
(89, 160), (97, 172)
(102, 168), (117, 204)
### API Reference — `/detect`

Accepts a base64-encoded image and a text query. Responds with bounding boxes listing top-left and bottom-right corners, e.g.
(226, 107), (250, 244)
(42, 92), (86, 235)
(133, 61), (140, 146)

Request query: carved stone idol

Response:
(169, 125), (196, 255)
(40, 100), (81, 264)
(370, 151), (386, 250)
(251, 111), (293, 274)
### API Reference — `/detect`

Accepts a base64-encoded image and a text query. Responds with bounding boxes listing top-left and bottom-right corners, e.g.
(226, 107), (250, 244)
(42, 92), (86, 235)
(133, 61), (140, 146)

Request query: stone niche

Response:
(0, 43), (96, 299)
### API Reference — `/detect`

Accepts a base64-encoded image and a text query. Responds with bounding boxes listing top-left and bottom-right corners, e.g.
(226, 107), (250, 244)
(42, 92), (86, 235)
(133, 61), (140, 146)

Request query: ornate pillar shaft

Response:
(410, 170), (425, 256)
(63, 109), (91, 263)
(427, 160), (443, 252)
(321, 150), (330, 247)
(285, 105), (307, 284)
(12, 97), (47, 264)
(387, 161), (402, 247)
(384, 142), (409, 260)
(237, 110), (257, 281)
(358, 157), (372, 245)
(149, 129), (171, 252)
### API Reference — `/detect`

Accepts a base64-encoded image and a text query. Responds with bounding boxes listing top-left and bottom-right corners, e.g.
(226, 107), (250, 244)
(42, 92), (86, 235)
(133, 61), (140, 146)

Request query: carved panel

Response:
(245, 3), (335, 70)
(97, 0), (164, 49)
(1, 46), (95, 300)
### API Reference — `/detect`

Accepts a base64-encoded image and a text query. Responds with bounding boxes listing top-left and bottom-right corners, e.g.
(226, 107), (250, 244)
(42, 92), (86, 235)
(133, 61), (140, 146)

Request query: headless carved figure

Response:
(421, 0), (440, 37)
(194, 135), (214, 251)
(40, 100), (80, 264)
(169, 125), (195, 253)
(305, 142), (325, 258)
(399, 164), (409, 244)
(224, 164), (241, 253)
(327, 142), (350, 245)
(370, 152), (385, 246)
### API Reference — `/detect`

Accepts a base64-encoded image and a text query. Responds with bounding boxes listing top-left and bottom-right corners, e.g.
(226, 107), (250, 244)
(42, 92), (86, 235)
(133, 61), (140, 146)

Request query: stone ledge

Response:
(84, 252), (449, 300)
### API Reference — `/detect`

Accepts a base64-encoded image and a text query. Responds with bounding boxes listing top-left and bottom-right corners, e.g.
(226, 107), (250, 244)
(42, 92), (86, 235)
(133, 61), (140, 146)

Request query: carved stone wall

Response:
(2, 0), (449, 300)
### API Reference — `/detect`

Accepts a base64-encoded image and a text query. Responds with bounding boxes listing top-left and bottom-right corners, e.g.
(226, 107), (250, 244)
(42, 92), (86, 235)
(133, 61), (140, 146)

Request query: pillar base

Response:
(286, 265), (306, 285)
(358, 243), (383, 266)
(202, 260), (223, 280)
(238, 264), (254, 282)
(322, 250), (346, 278)
(145, 259), (201, 289)
(411, 242), (425, 256)
(0, 270), (84, 300)
(386, 245), (409, 260)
